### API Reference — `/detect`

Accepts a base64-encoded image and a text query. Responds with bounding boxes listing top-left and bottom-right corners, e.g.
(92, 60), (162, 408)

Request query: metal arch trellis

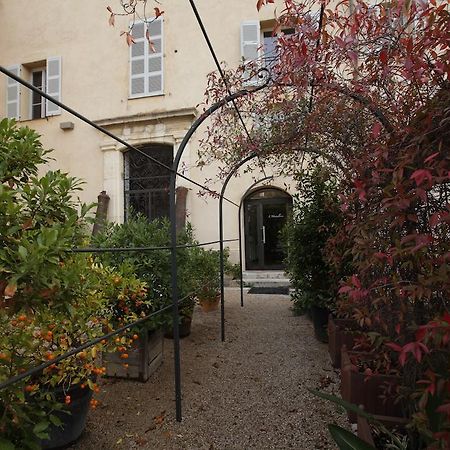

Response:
(0, 65), (272, 424)
(237, 176), (274, 307)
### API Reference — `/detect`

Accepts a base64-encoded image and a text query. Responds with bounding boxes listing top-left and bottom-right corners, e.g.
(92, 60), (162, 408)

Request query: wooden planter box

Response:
(328, 315), (357, 368)
(340, 346), (404, 423)
(357, 415), (409, 446)
(103, 329), (163, 382)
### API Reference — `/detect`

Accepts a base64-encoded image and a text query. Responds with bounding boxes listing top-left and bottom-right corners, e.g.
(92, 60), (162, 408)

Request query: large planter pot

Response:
(311, 305), (330, 343)
(41, 382), (93, 449)
(357, 415), (409, 446)
(165, 315), (192, 339)
(328, 315), (358, 368)
(340, 346), (405, 423)
(199, 294), (220, 312)
(103, 329), (163, 382)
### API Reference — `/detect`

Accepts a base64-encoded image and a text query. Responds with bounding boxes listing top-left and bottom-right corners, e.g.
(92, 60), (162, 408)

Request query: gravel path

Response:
(72, 289), (345, 449)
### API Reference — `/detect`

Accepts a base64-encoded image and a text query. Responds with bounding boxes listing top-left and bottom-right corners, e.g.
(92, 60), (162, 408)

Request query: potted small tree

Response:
(0, 119), (109, 448)
(190, 247), (221, 312)
(98, 264), (165, 382)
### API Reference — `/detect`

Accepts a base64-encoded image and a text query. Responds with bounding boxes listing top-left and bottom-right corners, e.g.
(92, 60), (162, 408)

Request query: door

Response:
(244, 189), (291, 270)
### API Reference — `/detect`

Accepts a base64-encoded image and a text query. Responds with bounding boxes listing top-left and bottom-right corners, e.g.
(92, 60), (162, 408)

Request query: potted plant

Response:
(190, 247), (221, 312)
(0, 119), (108, 448)
(93, 216), (197, 339)
(282, 168), (343, 342)
(97, 264), (165, 382)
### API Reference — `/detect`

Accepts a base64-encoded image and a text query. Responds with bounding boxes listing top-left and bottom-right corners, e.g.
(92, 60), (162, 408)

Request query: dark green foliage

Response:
(283, 168), (342, 314)
(92, 215), (196, 323)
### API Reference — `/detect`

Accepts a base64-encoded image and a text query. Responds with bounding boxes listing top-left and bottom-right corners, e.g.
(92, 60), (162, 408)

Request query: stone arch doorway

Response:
(244, 187), (292, 270)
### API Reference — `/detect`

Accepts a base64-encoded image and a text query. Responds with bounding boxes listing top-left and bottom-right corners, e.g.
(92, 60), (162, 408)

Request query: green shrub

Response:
(283, 167), (343, 315)
(92, 215), (196, 323)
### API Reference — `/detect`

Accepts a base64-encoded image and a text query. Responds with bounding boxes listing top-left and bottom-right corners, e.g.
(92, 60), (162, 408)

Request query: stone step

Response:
(242, 271), (287, 280)
(244, 278), (291, 288)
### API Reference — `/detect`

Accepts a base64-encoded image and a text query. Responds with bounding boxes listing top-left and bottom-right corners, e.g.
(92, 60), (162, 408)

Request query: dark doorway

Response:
(244, 188), (292, 270)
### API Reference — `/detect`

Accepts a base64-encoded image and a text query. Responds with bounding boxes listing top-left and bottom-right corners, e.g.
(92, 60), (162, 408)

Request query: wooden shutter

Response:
(241, 21), (260, 83)
(46, 57), (61, 116)
(6, 65), (21, 119)
(130, 18), (163, 97)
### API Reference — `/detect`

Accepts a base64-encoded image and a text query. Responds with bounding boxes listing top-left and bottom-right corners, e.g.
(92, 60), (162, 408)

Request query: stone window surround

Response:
(95, 108), (196, 223)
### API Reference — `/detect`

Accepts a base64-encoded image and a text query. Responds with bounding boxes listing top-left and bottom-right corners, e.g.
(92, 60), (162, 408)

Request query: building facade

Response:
(0, 0), (298, 270)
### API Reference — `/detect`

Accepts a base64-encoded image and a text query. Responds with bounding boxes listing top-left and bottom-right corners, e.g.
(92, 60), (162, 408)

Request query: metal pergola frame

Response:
(0, 65), (272, 424)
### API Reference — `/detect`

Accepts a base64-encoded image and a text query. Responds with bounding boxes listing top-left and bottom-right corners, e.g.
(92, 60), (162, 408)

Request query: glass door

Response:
(244, 190), (291, 270)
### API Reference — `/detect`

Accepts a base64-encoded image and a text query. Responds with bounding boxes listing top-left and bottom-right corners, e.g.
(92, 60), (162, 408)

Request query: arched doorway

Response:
(244, 187), (292, 270)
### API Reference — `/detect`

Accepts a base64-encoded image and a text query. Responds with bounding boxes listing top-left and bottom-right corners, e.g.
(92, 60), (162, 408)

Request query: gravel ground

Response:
(72, 289), (346, 450)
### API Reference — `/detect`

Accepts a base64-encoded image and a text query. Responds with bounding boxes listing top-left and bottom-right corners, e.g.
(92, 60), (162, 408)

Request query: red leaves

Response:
(410, 169), (433, 186)
(386, 341), (429, 366)
(120, 31), (135, 46)
(256, 0), (274, 11)
(371, 122), (382, 138)
(379, 48), (388, 65)
(154, 7), (164, 18)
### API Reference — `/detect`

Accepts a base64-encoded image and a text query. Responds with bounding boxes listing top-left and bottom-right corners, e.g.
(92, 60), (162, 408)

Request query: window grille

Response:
(124, 144), (173, 221)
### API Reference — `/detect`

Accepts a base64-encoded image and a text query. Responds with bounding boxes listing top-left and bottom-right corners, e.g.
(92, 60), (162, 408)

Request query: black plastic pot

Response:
(164, 315), (192, 339)
(41, 383), (93, 449)
(311, 305), (330, 343)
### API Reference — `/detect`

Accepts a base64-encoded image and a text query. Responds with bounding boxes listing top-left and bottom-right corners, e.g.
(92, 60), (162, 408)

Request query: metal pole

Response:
(237, 176), (274, 308)
(169, 78), (270, 420)
(238, 203), (244, 308)
(219, 154), (257, 342)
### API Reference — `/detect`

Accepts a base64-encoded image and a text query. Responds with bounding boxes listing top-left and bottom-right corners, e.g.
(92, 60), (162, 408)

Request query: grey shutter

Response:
(6, 65), (21, 119)
(241, 21), (260, 84)
(46, 57), (61, 116)
(130, 22), (146, 96)
(147, 18), (163, 95)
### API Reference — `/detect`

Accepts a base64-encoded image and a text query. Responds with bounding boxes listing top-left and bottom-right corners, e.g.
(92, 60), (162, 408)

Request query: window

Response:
(129, 18), (164, 98)
(31, 69), (45, 119)
(240, 21), (295, 83)
(124, 144), (172, 221)
(262, 28), (295, 68)
(5, 57), (62, 120)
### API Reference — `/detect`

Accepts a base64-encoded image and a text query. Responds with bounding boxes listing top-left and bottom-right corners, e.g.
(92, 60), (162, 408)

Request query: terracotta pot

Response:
(340, 346), (405, 423)
(328, 315), (358, 368)
(199, 294), (220, 312)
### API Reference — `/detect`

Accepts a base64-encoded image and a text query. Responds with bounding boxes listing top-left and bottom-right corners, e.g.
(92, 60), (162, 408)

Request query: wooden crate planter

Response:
(328, 315), (357, 368)
(340, 346), (404, 423)
(103, 329), (163, 382)
(357, 415), (409, 446)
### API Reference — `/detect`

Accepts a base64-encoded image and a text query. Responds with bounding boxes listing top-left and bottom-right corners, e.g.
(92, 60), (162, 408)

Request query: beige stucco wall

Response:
(0, 0), (296, 265)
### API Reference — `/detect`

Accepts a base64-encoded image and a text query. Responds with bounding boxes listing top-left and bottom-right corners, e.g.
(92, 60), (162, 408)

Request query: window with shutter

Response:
(130, 18), (164, 98)
(6, 65), (21, 119)
(45, 57), (62, 116)
(240, 21), (260, 85)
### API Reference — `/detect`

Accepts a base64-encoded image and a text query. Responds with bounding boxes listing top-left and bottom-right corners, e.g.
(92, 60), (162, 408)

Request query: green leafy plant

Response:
(282, 167), (343, 315)
(189, 246), (221, 302)
(0, 120), (109, 448)
(92, 215), (197, 323)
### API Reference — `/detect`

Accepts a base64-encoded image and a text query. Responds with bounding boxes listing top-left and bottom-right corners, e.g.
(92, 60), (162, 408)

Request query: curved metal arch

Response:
(237, 176), (274, 307)
(243, 184), (292, 200)
(218, 153), (258, 343)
